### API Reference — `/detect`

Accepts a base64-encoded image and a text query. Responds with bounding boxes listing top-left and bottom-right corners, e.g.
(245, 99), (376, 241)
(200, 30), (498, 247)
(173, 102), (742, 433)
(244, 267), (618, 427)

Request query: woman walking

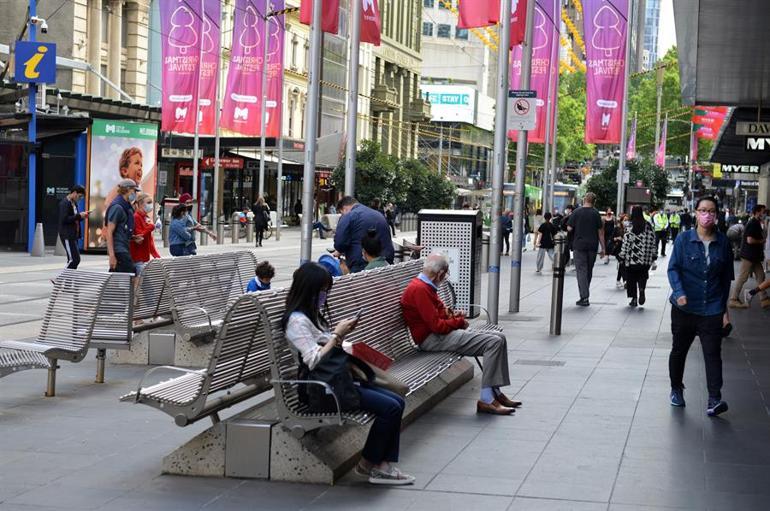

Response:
(619, 206), (655, 306)
(667, 196), (734, 416)
(283, 263), (415, 485)
(253, 196), (270, 247)
(169, 204), (195, 256)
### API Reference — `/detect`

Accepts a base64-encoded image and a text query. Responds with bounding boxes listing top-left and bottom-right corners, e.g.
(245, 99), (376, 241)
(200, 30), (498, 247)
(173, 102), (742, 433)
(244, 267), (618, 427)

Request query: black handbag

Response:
(298, 346), (365, 413)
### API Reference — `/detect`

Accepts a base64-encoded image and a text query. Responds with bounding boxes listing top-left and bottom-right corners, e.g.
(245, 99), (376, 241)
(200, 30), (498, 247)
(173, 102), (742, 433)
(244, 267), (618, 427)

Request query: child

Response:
(247, 261), (275, 292)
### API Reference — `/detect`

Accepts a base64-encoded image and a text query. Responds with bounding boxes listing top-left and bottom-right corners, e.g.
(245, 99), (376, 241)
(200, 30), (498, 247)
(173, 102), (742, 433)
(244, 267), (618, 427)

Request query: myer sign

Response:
(746, 137), (770, 151)
(722, 164), (760, 174)
(736, 122), (770, 136)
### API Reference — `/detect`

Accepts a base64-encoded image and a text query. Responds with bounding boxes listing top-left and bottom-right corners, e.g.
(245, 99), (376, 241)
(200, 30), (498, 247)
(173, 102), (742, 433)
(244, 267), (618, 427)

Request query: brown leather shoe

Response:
(494, 392), (522, 408)
(477, 399), (515, 415)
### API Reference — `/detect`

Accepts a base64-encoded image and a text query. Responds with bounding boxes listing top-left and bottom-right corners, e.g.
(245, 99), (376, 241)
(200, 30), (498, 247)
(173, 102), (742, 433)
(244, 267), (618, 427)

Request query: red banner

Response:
(458, 0), (494, 28)
(360, 0), (382, 45)
(511, 0), (528, 47)
(300, 0), (340, 34)
(489, 0), (501, 24)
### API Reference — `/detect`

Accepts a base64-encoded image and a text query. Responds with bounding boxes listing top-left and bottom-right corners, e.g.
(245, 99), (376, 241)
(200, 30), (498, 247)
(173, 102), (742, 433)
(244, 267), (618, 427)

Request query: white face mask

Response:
(144, 203), (153, 213)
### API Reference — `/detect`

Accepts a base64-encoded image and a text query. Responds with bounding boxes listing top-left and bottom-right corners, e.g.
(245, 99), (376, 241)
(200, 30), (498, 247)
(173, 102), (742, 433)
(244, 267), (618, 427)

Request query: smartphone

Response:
(353, 307), (364, 321)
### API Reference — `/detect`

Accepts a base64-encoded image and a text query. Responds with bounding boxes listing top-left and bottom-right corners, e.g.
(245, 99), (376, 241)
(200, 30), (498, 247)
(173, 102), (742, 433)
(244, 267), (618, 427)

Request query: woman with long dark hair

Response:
(253, 196), (270, 247)
(281, 263), (414, 485)
(619, 206), (656, 307)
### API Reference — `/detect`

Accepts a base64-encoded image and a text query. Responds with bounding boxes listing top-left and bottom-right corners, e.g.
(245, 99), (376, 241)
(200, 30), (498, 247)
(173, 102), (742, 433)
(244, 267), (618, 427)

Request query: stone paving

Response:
(1, 235), (770, 510)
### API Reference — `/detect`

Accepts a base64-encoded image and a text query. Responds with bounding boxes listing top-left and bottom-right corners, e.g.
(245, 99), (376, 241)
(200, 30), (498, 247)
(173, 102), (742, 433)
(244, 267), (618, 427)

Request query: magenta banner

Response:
(222, 0), (266, 136)
(583, 0), (628, 144)
(160, 0), (203, 134)
(198, 0), (220, 135)
(265, 1), (285, 137)
(508, 0), (558, 144)
(655, 118), (667, 167)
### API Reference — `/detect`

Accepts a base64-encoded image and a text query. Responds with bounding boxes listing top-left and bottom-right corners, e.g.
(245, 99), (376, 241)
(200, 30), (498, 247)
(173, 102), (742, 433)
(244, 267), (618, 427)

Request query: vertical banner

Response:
(655, 118), (667, 167)
(222, 0), (266, 136)
(160, 0), (203, 134)
(626, 117), (636, 159)
(583, 0), (628, 144)
(300, 0), (340, 34)
(509, 0), (557, 143)
(198, 0), (221, 135)
(511, 0), (528, 47)
(458, 0), (494, 28)
(265, 0), (286, 136)
(690, 130), (698, 162)
(360, 0), (382, 46)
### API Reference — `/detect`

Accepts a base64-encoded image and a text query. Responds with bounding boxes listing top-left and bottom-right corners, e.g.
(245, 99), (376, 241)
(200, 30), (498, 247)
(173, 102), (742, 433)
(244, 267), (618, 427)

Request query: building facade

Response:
(643, 0), (660, 69)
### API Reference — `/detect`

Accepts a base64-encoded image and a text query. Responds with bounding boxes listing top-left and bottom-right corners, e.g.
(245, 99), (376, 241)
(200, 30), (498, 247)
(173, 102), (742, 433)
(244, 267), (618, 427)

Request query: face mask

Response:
(317, 291), (327, 309)
(697, 211), (716, 228)
(128, 192), (137, 203)
(144, 203), (153, 213)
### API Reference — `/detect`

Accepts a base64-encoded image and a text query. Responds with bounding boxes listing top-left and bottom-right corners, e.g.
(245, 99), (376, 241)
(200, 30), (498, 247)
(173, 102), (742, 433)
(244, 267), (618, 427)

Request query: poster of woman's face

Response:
(86, 119), (158, 249)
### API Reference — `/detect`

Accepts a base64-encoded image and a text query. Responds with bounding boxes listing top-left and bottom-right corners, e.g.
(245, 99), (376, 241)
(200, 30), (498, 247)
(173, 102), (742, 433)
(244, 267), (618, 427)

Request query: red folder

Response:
(352, 342), (394, 371)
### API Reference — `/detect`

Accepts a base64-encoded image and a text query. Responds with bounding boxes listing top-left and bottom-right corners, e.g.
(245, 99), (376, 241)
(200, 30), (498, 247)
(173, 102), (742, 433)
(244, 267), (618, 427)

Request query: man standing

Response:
(567, 193), (605, 306)
(400, 254), (519, 415)
(669, 209), (681, 243)
(105, 179), (139, 273)
(728, 204), (769, 309)
(652, 207), (670, 257)
(58, 185), (88, 269)
(681, 209), (692, 231)
(333, 196), (393, 273)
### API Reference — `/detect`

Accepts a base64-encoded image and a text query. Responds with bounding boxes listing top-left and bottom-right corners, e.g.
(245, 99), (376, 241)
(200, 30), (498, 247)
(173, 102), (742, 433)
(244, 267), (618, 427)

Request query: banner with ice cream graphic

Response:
(583, 0), (627, 144)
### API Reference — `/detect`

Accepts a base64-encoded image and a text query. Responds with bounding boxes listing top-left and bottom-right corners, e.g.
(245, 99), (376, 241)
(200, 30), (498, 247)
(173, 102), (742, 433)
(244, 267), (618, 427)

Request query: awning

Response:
(709, 107), (770, 166)
(229, 148), (302, 166)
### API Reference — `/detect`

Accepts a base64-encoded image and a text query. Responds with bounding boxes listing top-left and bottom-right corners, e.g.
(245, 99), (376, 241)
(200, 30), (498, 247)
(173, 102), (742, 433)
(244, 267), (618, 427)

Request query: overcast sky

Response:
(657, 0), (676, 57)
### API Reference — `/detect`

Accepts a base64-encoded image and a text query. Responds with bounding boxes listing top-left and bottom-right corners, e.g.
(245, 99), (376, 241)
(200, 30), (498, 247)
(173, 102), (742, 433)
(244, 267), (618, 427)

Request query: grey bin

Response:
(225, 420), (274, 479)
(417, 209), (483, 318)
(148, 331), (176, 366)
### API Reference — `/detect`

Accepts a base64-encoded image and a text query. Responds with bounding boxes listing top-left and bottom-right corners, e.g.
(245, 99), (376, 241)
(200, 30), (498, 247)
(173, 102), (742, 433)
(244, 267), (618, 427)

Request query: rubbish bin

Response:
(417, 209), (483, 317)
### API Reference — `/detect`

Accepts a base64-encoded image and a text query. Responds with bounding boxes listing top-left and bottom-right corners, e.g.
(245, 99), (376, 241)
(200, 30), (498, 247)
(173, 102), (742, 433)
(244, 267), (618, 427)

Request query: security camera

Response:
(30, 16), (48, 33)
(40, 20), (48, 34)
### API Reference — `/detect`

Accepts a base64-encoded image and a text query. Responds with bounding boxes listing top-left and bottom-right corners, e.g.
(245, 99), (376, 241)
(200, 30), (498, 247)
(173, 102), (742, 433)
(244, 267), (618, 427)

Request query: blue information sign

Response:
(15, 41), (56, 84)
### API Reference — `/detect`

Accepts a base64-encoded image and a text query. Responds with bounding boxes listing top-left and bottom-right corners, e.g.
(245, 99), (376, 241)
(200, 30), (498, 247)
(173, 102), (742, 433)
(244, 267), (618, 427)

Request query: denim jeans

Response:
(358, 384), (405, 464)
(536, 248), (554, 271)
(669, 306), (724, 400)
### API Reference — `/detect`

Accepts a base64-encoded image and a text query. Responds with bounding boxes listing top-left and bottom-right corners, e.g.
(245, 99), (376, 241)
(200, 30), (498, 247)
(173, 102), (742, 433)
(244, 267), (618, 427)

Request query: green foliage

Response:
(585, 157), (671, 211)
(332, 140), (455, 213)
(557, 71), (596, 164)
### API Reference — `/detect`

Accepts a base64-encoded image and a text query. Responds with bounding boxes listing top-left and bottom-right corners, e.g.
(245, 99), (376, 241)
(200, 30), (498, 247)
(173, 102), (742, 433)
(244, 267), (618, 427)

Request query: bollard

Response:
(31, 223), (45, 257)
(200, 225), (209, 246)
(481, 232), (489, 273)
(246, 222), (254, 243)
(231, 221), (240, 244)
(54, 236), (66, 256)
(95, 349), (106, 383)
(217, 222), (225, 244)
(549, 232), (567, 335)
(162, 222), (170, 248)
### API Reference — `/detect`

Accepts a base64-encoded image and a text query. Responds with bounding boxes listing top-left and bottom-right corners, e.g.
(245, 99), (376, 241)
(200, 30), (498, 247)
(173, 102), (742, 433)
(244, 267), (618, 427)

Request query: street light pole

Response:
(344, 0), (362, 196)
(26, 0), (38, 253)
(191, 0), (204, 219)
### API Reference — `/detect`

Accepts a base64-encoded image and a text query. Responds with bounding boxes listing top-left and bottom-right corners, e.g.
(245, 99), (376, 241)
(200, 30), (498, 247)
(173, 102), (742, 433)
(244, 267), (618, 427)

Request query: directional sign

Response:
(14, 41), (56, 84)
(507, 90), (537, 131)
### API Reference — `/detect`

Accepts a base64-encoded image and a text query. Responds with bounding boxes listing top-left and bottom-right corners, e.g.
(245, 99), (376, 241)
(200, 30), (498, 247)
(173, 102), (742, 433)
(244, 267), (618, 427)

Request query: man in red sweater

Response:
(401, 254), (519, 415)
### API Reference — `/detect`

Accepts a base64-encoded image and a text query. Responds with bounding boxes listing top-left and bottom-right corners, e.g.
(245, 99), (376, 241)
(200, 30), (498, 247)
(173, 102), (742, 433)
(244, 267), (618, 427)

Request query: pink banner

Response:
(583, 0), (628, 144)
(655, 118), (667, 166)
(265, 0), (285, 137)
(222, 0), (266, 136)
(199, 0), (220, 135)
(626, 117), (636, 159)
(508, 0), (558, 144)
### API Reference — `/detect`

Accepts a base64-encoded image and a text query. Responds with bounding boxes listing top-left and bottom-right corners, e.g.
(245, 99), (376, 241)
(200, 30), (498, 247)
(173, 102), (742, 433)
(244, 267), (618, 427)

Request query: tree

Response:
(331, 140), (399, 207)
(557, 71), (596, 164)
(585, 157), (670, 211)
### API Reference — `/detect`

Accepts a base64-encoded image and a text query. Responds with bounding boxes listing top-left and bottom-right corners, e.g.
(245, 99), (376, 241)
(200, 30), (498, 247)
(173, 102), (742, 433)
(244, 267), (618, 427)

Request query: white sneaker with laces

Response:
(368, 465), (416, 486)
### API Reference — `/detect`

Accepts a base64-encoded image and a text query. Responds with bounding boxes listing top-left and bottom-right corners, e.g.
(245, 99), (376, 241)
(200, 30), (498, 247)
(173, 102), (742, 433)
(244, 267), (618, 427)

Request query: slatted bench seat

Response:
(0, 348), (50, 378)
(132, 258), (174, 332)
(162, 251), (257, 343)
(266, 259), (466, 438)
(0, 270), (115, 396)
(120, 293), (274, 426)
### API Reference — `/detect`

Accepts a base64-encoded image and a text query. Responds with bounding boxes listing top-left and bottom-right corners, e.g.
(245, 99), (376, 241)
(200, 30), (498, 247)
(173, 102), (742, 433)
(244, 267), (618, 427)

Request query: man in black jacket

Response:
(58, 185), (88, 269)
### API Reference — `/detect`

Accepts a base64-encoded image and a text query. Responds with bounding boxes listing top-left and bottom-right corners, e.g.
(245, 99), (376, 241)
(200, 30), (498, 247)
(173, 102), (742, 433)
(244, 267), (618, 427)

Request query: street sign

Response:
(615, 168), (630, 183)
(507, 90), (537, 131)
(736, 122), (770, 136)
(14, 41), (56, 84)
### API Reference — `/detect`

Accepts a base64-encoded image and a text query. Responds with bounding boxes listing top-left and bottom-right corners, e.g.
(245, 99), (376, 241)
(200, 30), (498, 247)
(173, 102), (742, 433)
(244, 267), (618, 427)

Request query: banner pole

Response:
(344, 0), (362, 196)
(300, 0), (323, 264)
(258, 9), (270, 200)
(276, 22), (285, 242)
(487, 0), (516, 323)
(192, 0), (204, 219)
(615, 0), (634, 214)
(548, 73), (560, 214)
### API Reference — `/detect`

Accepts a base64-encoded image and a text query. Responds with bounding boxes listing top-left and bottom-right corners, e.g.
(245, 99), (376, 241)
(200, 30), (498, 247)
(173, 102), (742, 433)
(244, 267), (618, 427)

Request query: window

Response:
(437, 24), (451, 38)
(101, 4), (109, 43)
(423, 0), (434, 7)
(456, 27), (468, 39)
(288, 97), (295, 137)
(100, 64), (108, 97)
(121, 2), (128, 49)
(422, 22), (433, 37)
(291, 36), (298, 69)
(120, 68), (127, 91)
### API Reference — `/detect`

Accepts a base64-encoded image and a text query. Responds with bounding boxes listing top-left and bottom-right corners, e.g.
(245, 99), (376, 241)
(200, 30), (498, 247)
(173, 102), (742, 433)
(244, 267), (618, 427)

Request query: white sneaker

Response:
(616, 281), (623, 289)
(368, 465), (415, 486)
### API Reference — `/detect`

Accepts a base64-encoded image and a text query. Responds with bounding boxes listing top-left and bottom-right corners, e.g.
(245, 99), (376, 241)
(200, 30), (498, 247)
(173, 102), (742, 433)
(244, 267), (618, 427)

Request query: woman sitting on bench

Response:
(282, 263), (415, 486)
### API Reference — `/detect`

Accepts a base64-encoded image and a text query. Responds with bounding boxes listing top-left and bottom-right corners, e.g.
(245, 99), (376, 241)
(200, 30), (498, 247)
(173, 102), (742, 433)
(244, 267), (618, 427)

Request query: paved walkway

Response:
(1, 241), (769, 511)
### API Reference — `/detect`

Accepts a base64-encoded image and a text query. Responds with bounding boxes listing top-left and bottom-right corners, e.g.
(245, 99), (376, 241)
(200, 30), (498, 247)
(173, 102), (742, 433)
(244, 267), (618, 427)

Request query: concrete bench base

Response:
(109, 331), (150, 365)
(109, 329), (213, 368)
(161, 358), (474, 484)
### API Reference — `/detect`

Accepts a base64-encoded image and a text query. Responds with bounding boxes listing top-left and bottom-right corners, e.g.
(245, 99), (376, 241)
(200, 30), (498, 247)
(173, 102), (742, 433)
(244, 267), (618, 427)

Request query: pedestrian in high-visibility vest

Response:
(669, 210), (681, 243)
(652, 208), (670, 257)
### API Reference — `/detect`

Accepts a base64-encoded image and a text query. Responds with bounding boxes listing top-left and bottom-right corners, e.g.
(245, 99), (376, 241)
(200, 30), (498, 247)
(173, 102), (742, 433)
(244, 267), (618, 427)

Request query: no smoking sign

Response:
(507, 90), (537, 131)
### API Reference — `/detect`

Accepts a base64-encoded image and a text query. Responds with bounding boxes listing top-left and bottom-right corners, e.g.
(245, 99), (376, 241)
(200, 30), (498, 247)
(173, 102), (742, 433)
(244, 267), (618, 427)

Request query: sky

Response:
(657, 0), (676, 57)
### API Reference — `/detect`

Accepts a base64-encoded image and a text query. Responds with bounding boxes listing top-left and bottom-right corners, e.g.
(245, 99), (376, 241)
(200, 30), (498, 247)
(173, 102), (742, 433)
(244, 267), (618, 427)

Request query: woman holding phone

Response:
(282, 263), (414, 485)
(130, 193), (160, 274)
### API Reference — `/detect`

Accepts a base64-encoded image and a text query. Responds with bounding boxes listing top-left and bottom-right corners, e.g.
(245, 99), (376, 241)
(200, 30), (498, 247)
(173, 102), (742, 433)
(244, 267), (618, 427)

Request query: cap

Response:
(179, 193), (193, 203)
(117, 179), (139, 190)
(318, 254), (342, 278)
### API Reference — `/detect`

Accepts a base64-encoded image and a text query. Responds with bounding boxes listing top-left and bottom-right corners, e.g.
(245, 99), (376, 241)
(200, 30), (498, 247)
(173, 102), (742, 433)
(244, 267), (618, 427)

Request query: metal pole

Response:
(344, 0), (362, 196)
(300, 0), (323, 264)
(486, 0), (516, 323)
(438, 124), (444, 174)
(26, 0), (38, 253)
(446, 126), (452, 174)
(191, 0), (204, 219)
(654, 65), (664, 156)
(276, 39), (285, 241)
(507, 0), (536, 314)
(548, 74), (560, 214)
(258, 10), (270, 199)
(542, 94), (552, 213)
(688, 120), (694, 210)
(615, 0), (634, 214)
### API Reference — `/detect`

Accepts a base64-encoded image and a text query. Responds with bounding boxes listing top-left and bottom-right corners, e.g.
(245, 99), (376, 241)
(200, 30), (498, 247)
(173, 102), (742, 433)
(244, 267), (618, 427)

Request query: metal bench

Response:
(132, 258), (174, 332)
(162, 251), (257, 343)
(0, 270), (113, 396)
(120, 293), (274, 426)
(266, 259), (466, 438)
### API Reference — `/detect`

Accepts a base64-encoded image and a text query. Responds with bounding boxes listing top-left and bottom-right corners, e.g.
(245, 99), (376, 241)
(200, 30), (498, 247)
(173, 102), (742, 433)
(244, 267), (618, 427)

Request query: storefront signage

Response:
(746, 137), (770, 151)
(161, 147), (202, 159)
(201, 157), (244, 169)
(419, 84), (476, 124)
(736, 122), (770, 136)
(722, 164), (760, 174)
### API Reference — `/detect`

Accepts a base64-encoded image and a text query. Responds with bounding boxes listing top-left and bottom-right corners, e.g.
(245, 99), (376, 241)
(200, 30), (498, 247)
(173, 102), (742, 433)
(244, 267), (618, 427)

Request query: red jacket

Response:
(400, 277), (466, 344)
(130, 211), (161, 263)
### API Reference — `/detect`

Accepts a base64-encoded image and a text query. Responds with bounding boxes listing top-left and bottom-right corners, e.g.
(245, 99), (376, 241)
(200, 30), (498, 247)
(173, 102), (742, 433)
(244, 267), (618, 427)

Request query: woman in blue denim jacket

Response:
(667, 196), (734, 417)
(168, 204), (195, 256)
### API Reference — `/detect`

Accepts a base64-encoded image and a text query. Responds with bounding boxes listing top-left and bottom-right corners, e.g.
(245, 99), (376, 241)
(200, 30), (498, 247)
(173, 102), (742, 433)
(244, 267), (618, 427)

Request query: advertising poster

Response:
(86, 119), (159, 249)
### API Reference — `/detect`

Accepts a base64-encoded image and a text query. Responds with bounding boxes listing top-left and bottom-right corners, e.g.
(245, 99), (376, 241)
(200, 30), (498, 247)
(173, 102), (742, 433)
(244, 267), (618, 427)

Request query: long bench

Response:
(0, 270), (127, 396)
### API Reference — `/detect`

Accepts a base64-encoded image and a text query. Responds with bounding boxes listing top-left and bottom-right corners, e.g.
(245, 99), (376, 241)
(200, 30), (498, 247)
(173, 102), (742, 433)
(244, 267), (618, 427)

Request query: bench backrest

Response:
(90, 272), (133, 350)
(134, 258), (172, 320)
(204, 290), (284, 395)
(38, 270), (111, 356)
